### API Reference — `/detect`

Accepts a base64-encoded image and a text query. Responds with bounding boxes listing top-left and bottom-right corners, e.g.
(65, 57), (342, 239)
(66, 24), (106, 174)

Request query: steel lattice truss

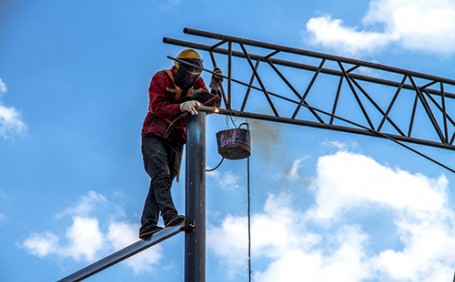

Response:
(59, 28), (455, 282)
(164, 28), (455, 151)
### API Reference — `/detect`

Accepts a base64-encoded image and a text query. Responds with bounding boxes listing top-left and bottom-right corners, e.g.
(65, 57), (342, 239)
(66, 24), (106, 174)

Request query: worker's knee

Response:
(152, 175), (172, 190)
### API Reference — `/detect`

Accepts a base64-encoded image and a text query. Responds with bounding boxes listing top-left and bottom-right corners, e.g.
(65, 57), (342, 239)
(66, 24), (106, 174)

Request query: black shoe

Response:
(165, 215), (186, 227)
(139, 226), (164, 240)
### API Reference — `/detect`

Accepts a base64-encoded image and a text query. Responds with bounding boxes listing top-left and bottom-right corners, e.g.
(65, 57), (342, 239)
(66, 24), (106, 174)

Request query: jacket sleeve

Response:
(149, 72), (181, 120)
(193, 77), (208, 92)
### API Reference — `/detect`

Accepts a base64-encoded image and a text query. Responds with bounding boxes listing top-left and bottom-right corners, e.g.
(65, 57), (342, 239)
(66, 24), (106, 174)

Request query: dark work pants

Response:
(140, 134), (183, 231)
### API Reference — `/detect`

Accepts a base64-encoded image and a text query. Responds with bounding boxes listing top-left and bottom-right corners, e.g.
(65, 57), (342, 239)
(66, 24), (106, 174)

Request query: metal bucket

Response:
(216, 123), (251, 160)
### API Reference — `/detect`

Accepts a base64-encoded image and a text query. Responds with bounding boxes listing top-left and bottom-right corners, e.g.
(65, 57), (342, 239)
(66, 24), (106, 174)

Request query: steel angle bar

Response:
(241, 59), (260, 112)
(377, 75), (408, 133)
(440, 83), (449, 141)
(291, 58), (326, 120)
(409, 76), (446, 143)
(57, 224), (188, 282)
(423, 87), (455, 143)
(420, 80), (438, 90)
(208, 50), (229, 107)
(423, 88), (455, 128)
(338, 61), (375, 130)
(330, 77), (344, 125)
(227, 41), (232, 109)
(347, 65), (361, 73)
(350, 77), (405, 136)
(238, 42), (279, 117)
(209, 39), (227, 50)
(408, 95), (420, 137)
(267, 61), (324, 123)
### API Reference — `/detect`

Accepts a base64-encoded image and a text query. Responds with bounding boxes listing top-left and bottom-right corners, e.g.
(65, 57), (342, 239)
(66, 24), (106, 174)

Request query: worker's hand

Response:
(180, 100), (201, 115)
(209, 67), (223, 90)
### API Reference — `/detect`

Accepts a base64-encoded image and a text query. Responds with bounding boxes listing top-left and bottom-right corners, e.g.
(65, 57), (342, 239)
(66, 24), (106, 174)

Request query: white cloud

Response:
(23, 216), (105, 261)
(107, 221), (163, 274)
(65, 216), (104, 261)
(56, 191), (107, 218)
(306, 15), (394, 56)
(208, 193), (311, 277)
(288, 159), (302, 179)
(23, 232), (60, 257)
(306, 0), (455, 55)
(22, 191), (162, 274)
(0, 105), (27, 138)
(208, 170), (241, 190)
(254, 225), (371, 282)
(322, 140), (360, 152)
(208, 150), (455, 281)
(208, 193), (372, 281)
(307, 151), (449, 222)
(0, 78), (27, 139)
(0, 78), (7, 94)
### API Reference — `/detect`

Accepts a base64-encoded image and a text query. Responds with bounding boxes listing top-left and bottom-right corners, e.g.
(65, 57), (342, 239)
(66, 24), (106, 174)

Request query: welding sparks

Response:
(198, 105), (220, 114)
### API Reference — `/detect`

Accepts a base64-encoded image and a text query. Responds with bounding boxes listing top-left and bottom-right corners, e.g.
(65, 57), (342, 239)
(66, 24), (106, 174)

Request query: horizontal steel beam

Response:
(198, 106), (455, 151)
(57, 223), (189, 282)
(183, 28), (455, 86)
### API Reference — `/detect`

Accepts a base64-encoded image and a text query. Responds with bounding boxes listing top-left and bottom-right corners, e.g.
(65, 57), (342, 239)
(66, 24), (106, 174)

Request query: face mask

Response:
(174, 59), (203, 89)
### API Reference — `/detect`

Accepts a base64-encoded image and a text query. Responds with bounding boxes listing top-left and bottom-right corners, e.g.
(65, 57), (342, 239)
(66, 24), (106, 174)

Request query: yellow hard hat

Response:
(174, 49), (202, 68)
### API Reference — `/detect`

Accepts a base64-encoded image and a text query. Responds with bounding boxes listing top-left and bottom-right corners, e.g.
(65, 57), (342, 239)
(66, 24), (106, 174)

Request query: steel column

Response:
(185, 112), (206, 282)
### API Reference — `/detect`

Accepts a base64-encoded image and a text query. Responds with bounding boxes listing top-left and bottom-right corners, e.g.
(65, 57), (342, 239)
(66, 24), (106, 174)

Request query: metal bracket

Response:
(183, 218), (196, 232)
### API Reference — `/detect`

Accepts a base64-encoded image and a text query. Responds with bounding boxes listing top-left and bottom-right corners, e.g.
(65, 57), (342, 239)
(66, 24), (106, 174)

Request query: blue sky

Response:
(1, 0), (455, 281)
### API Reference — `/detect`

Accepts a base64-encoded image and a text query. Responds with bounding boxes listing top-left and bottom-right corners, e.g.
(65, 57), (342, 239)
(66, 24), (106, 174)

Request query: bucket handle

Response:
(239, 122), (249, 130)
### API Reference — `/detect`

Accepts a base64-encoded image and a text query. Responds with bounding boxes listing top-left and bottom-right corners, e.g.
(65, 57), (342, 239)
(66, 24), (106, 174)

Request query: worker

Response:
(139, 49), (223, 240)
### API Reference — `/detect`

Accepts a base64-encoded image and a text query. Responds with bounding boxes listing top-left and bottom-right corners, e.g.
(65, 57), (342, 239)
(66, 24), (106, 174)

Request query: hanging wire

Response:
(206, 157), (225, 172)
(247, 155), (252, 282)
(229, 110), (238, 128)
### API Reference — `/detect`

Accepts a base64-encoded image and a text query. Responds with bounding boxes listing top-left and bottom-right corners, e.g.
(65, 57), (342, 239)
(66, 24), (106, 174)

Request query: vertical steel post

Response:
(185, 112), (206, 282)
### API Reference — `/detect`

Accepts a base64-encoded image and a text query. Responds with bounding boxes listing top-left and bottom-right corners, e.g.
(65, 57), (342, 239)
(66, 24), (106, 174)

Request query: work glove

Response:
(209, 67), (223, 91)
(180, 100), (201, 115)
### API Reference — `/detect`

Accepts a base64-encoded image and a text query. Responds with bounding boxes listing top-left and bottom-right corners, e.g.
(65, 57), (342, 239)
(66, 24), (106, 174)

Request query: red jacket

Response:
(141, 67), (208, 143)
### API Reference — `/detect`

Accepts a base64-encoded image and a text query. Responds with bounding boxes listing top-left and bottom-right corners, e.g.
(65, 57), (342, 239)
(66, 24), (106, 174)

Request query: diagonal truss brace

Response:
(163, 28), (455, 151)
